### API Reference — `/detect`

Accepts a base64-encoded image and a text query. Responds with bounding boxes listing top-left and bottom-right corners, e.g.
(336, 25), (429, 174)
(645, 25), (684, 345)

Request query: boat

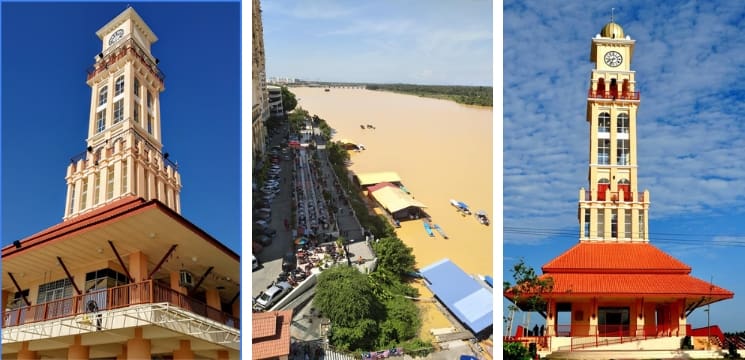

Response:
(360, 124), (365, 129)
(475, 210), (489, 226)
(449, 199), (471, 215)
(324, 88), (330, 92)
(433, 224), (448, 239)
(423, 221), (435, 237)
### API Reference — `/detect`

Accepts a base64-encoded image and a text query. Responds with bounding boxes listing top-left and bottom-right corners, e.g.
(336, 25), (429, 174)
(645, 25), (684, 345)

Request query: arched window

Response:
(617, 113), (629, 134)
(610, 78), (618, 98)
(598, 112), (610, 133)
(597, 178), (610, 201)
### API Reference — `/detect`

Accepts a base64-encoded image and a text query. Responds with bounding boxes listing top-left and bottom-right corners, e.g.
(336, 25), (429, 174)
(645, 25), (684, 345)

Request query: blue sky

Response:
(260, 0), (493, 86)
(503, 1), (745, 332)
(1, 3), (241, 252)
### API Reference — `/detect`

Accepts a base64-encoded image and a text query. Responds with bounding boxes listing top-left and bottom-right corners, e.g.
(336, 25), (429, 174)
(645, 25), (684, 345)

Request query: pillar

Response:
(68, 335), (90, 360)
(589, 298), (598, 336)
(216, 350), (229, 360)
(545, 299), (556, 336)
(232, 300), (240, 318)
(173, 340), (194, 360)
(126, 327), (151, 360)
(635, 298), (645, 336)
(2, 289), (10, 311)
(116, 344), (127, 360)
(206, 288), (221, 310)
(170, 271), (187, 294)
(17, 341), (37, 360)
(129, 251), (148, 282)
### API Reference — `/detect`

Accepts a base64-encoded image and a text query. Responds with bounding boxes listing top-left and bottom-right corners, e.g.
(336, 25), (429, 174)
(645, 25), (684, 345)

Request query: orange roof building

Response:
(2, 7), (239, 359)
(505, 19), (733, 350)
(252, 310), (293, 360)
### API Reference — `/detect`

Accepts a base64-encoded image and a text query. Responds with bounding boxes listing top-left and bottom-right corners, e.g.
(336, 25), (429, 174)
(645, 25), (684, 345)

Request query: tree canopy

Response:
(281, 86), (297, 112)
(372, 236), (416, 278)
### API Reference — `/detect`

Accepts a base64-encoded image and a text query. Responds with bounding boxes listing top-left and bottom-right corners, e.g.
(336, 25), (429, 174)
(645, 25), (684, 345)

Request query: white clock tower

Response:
(63, 7), (182, 220)
(578, 19), (650, 242)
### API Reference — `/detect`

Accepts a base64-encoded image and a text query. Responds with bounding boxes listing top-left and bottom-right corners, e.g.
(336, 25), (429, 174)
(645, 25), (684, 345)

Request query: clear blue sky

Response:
(260, 0), (493, 86)
(1, 3), (241, 253)
(503, 1), (745, 332)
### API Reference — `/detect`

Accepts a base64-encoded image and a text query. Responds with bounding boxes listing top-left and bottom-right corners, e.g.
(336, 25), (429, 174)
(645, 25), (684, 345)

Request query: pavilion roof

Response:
(539, 273), (733, 299)
(542, 242), (691, 274)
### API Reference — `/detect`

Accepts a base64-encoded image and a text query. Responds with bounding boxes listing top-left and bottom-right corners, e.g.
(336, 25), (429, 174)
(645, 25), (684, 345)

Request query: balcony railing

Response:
(2, 280), (238, 329)
(588, 89), (640, 101)
(582, 190), (645, 202)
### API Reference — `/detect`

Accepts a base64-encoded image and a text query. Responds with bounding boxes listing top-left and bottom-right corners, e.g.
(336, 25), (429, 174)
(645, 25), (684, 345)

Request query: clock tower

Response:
(63, 7), (182, 220)
(578, 19), (649, 242)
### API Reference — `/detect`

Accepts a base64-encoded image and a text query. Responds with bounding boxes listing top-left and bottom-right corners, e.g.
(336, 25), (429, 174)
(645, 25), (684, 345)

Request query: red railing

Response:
(544, 324), (680, 351)
(582, 190), (644, 202)
(588, 89), (640, 100)
(2, 280), (238, 329)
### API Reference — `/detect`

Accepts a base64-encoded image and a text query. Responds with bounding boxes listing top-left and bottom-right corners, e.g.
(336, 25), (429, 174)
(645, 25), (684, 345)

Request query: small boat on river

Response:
(475, 210), (489, 226)
(449, 199), (472, 215)
(433, 224), (448, 239)
(423, 221), (435, 237)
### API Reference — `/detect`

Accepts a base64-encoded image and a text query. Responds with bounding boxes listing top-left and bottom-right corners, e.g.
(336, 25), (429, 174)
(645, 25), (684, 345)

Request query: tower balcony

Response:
(588, 89), (640, 101)
(579, 188), (649, 203)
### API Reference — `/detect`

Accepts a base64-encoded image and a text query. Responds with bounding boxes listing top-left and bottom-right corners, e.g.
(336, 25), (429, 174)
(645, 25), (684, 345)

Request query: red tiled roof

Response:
(367, 182), (397, 192)
(542, 242), (691, 274)
(541, 273), (733, 298)
(252, 310), (292, 360)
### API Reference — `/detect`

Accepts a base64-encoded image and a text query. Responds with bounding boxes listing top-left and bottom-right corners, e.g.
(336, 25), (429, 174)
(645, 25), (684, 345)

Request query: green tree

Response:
(503, 258), (554, 314)
(372, 236), (416, 277)
(281, 86), (297, 112)
(313, 265), (382, 327)
(378, 296), (420, 347)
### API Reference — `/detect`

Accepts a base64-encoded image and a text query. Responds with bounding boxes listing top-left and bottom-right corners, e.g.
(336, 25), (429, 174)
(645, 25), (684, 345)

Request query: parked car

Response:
(254, 281), (292, 310)
(252, 255), (260, 271)
(255, 235), (272, 246)
(282, 252), (297, 272)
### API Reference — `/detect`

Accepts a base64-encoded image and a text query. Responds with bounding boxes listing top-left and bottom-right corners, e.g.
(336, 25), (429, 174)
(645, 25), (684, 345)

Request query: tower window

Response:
(598, 112), (610, 133)
(134, 106), (140, 124)
(134, 78), (140, 97)
(96, 109), (106, 133)
(147, 91), (153, 109)
(638, 213), (645, 239)
(598, 139), (610, 164)
(94, 173), (101, 205)
(625, 211), (632, 239)
(80, 178), (88, 210)
(98, 86), (108, 106)
(113, 99), (124, 124)
(122, 159), (128, 193)
(617, 139), (629, 165)
(115, 76), (125, 96)
(584, 209), (590, 238)
(147, 115), (153, 134)
(68, 185), (76, 215)
(611, 210), (618, 238)
(106, 165), (115, 200)
(597, 210), (605, 238)
(617, 113), (629, 134)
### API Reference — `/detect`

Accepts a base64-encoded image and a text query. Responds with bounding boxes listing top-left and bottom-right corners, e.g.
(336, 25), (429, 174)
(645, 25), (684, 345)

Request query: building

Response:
(2, 7), (240, 359)
(252, 0), (269, 161)
(267, 85), (285, 118)
(505, 19), (733, 354)
(252, 310), (293, 360)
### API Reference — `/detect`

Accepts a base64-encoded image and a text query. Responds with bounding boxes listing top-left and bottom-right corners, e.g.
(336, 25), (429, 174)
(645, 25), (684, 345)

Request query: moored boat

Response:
(475, 210), (489, 226)
(423, 221), (435, 237)
(433, 224), (448, 239)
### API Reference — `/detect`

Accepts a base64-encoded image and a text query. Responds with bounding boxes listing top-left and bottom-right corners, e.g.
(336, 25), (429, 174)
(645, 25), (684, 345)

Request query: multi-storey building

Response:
(252, 0), (269, 161)
(505, 18), (733, 354)
(2, 7), (240, 359)
(267, 85), (284, 118)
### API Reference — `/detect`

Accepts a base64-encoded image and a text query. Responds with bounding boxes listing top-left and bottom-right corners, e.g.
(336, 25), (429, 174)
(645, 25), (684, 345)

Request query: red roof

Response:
(541, 273), (733, 298)
(543, 242), (690, 274)
(366, 182), (397, 192)
(252, 310), (292, 359)
(505, 241), (734, 304)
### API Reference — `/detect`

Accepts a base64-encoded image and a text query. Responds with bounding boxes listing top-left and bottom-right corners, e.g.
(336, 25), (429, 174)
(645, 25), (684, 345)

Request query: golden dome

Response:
(600, 21), (624, 39)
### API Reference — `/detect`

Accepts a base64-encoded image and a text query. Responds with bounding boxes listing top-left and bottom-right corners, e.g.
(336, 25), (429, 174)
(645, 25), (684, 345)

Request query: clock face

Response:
(108, 29), (124, 46)
(604, 51), (623, 67)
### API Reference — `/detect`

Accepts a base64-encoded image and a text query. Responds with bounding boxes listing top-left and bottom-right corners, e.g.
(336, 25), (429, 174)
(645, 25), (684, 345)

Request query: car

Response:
(254, 281), (292, 310)
(282, 252), (297, 272)
(265, 180), (280, 186)
(255, 235), (272, 246)
(255, 220), (269, 227)
(252, 255), (260, 271)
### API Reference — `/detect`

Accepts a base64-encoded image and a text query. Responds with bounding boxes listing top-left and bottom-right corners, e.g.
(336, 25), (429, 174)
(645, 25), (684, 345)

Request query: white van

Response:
(252, 255), (259, 270)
